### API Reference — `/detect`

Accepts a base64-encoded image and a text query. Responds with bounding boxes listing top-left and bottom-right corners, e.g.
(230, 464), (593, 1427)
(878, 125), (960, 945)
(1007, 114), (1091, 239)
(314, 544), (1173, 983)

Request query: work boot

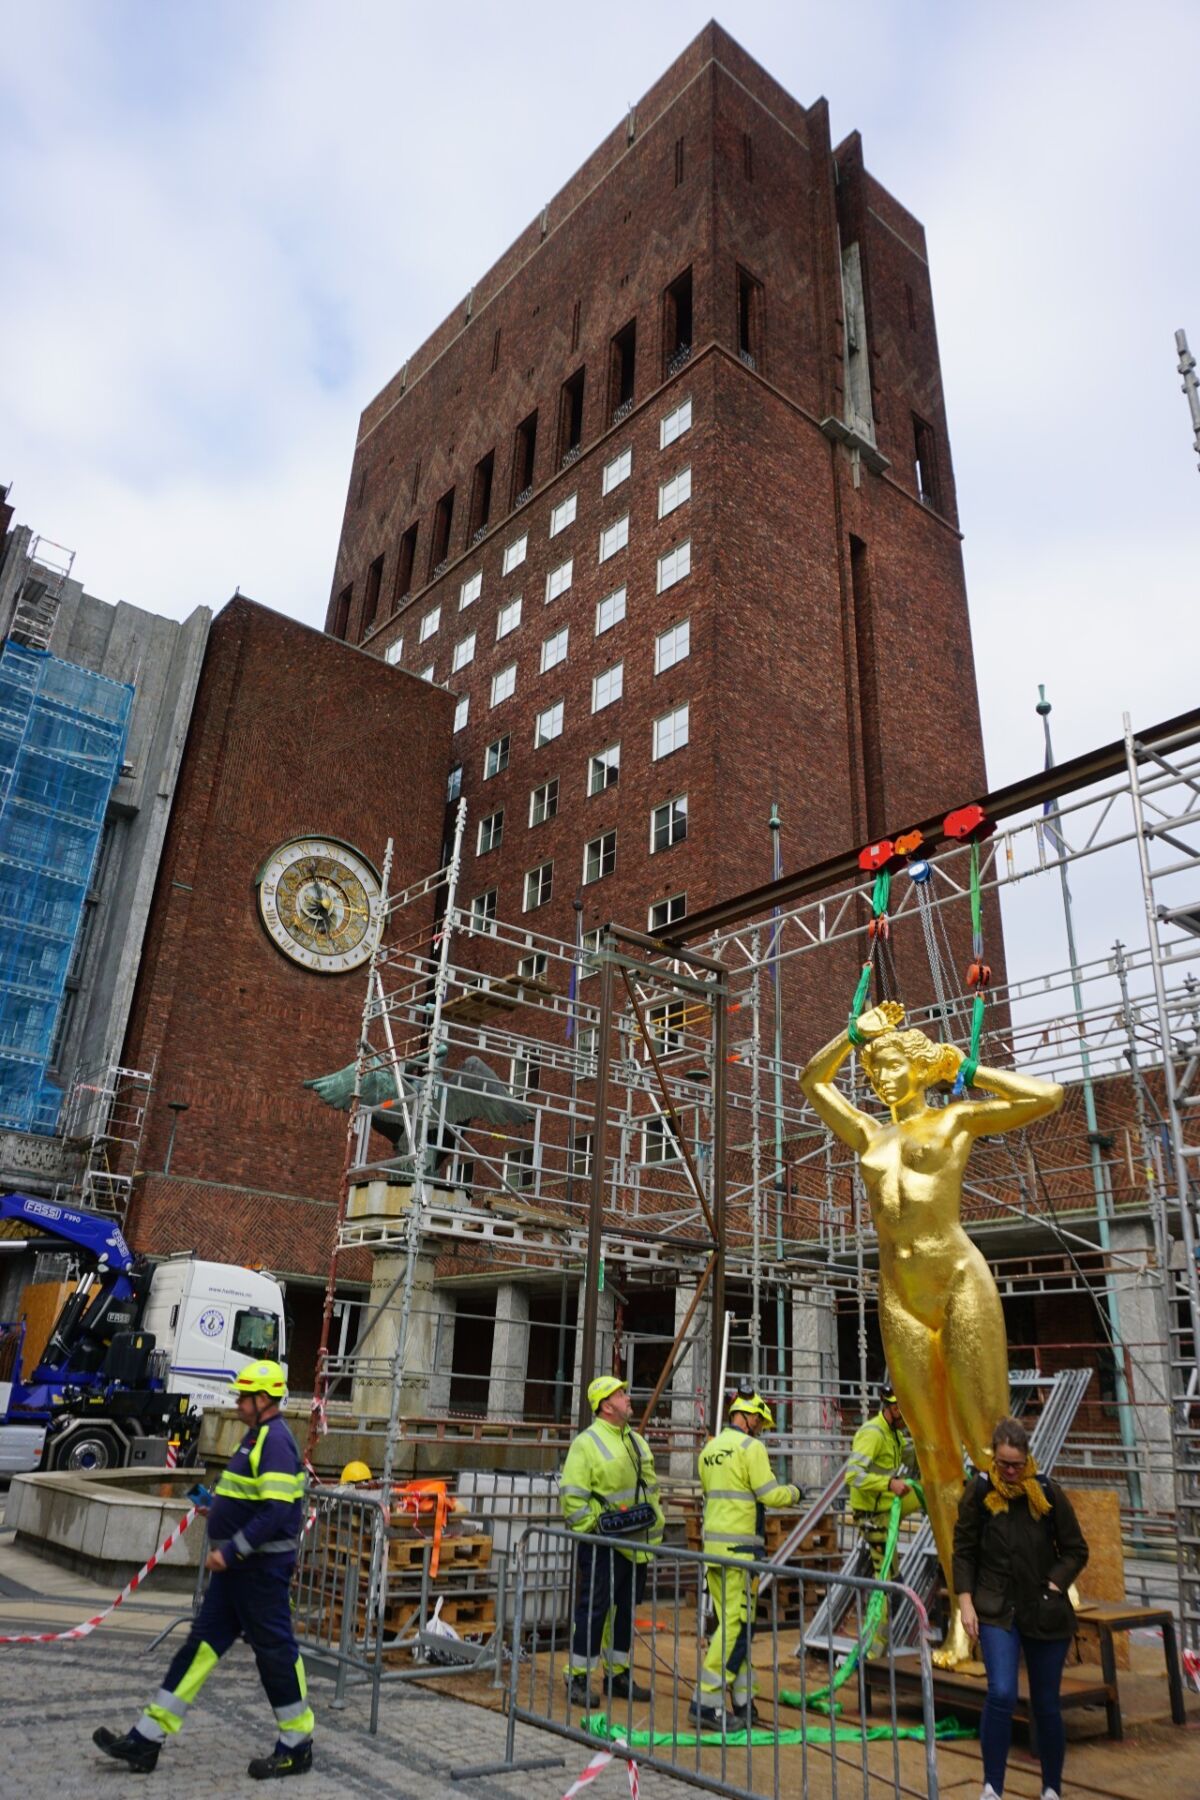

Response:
(735, 1700), (765, 1730)
(247, 1741), (313, 1780)
(608, 1670), (652, 1703)
(565, 1675), (598, 1708)
(93, 1727), (160, 1773)
(689, 1697), (726, 1730)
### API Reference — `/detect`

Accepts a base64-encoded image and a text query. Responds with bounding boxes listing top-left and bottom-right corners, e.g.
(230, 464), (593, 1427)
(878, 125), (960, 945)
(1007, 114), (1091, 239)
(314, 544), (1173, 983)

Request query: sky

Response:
(1, 1), (1196, 997)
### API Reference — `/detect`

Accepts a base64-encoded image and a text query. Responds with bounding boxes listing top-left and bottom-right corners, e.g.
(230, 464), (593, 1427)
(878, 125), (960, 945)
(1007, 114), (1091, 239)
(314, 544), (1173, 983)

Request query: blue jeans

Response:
(978, 1621), (1070, 1795)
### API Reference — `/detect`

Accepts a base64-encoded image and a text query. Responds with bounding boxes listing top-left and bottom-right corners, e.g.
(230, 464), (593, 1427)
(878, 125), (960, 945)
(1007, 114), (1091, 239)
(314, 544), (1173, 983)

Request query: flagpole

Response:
(1037, 688), (1142, 1512)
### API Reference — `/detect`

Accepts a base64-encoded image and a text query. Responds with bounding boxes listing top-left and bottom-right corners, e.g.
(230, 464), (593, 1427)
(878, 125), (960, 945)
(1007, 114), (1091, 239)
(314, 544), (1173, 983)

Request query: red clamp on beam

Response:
(943, 803), (995, 842)
(858, 839), (895, 872)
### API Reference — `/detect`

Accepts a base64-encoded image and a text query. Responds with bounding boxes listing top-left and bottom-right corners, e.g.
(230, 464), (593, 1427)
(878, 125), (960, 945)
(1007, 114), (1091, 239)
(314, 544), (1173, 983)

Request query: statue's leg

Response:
(878, 1295), (965, 1664)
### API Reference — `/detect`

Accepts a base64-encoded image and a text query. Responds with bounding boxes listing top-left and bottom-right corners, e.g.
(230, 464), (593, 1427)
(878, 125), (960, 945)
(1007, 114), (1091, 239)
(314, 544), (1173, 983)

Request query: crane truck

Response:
(0, 1191), (287, 1476)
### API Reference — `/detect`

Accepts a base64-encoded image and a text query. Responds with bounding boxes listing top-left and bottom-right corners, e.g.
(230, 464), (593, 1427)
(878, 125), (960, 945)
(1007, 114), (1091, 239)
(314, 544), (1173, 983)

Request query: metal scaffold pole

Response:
(1175, 328), (1200, 472)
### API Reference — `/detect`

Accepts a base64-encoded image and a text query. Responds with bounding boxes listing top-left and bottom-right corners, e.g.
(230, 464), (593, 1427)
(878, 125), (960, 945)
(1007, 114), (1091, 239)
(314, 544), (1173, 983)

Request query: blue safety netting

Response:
(0, 639), (133, 1133)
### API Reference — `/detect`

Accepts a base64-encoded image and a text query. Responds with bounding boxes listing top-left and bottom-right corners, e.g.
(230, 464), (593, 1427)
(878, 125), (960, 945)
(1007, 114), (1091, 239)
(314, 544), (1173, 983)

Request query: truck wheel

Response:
(44, 1423), (123, 1472)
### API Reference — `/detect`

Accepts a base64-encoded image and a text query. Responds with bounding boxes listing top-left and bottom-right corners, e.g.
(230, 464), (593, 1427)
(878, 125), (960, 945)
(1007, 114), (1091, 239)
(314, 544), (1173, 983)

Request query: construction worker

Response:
(693, 1388), (802, 1729)
(93, 1359), (313, 1780)
(559, 1374), (664, 1706)
(846, 1383), (922, 1656)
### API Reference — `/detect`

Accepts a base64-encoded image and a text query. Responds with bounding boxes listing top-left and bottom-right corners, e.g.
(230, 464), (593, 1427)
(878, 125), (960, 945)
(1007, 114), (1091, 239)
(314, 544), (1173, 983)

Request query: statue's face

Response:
(866, 1038), (921, 1109)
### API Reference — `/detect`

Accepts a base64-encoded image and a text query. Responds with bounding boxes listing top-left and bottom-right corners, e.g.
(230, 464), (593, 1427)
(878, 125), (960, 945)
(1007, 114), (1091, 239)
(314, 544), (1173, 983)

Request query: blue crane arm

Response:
(0, 1192), (134, 1272)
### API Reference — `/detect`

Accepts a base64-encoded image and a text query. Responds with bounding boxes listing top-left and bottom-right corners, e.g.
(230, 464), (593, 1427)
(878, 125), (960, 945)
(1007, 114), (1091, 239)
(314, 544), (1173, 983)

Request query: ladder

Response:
(1125, 713), (1200, 1653)
(794, 1367), (1093, 1656)
(9, 535), (74, 652)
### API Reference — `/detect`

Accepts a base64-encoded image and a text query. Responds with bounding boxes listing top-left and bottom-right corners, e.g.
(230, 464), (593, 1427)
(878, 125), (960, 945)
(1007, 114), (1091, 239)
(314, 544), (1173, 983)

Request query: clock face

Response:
(256, 838), (383, 974)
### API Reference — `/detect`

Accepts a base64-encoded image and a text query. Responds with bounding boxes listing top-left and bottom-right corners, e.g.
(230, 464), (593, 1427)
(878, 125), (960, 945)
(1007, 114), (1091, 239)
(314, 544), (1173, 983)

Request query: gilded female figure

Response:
(800, 1000), (1063, 1664)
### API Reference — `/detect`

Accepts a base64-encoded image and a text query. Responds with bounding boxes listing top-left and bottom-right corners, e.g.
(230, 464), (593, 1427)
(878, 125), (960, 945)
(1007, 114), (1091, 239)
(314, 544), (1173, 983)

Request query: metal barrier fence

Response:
(490, 1525), (946, 1800)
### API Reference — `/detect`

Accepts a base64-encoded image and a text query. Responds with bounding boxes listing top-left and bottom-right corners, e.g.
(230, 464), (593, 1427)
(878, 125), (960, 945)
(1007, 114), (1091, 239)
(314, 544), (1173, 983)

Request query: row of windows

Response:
(471, 885), (687, 939)
(472, 701), (689, 783)
(476, 791), (687, 863)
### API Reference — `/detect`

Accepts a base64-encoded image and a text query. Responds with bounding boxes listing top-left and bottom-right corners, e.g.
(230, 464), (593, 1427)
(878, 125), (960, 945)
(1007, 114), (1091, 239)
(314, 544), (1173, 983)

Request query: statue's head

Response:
(861, 1027), (958, 1109)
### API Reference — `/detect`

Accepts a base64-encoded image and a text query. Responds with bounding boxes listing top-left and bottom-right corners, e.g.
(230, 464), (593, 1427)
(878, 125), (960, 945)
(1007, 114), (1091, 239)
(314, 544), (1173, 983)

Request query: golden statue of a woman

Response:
(799, 1000), (1063, 1664)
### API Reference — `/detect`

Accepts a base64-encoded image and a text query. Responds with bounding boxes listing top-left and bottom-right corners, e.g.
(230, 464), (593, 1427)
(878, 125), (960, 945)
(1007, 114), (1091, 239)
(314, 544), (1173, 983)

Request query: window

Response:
(452, 632), (476, 673)
(491, 663), (516, 706)
(642, 1114), (682, 1165)
(541, 626), (569, 673)
(576, 1026), (598, 1072)
(394, 524), (418, 603)
(510, 1055), (541, 1097)
(660, 396), (693, 449)
(651, 794), (688, 851)
(599, 515), (629, 563)
(648, 1000), (686, 1054)
(233, 1308), (280, 1359)
(385, 638), (404, 666)
(569, 1133), (593, 1179)
(419, 606), (441, 643)
(584, 830), (616, 884)
(655, 619), (690, 674)
(602, 448), (632, 495)
(453, 695), (469, 732)
(417, 663), (435, 683)
(429, 486), (455, 574)
(523, 860), (554, 911)
(545, 558), (573, 603)
(653, 704), (689, 759)
(470, 889), (498, 935)
(518, 951), (548, 980)
(658, 467), (691, 519)
(362, 554), (384, 634)
(478, 810), (504, 854)
(460, 570), (482, 610)
(549, 493), (577, 537)
(591, 663), (623, 712)
(484, 734), (510, 779)
(913, 415), (941, 510)
(446, 764), (463, 803)
(558, 366), (585, 465)
(534, 701), (564, 746)
(736, 266), (764, 370)
(503, 533), (528, 575)
(504, 1143), (535, 1189)
(581, 928), (603, 974)
(529, 777), (559, 826)
(609, 319), (636, 423)
(656, 540), (692, 593)
(663, 268), (693, 374)
(511, 411), (538, 505)
(648, 893), (687, 932)
(588, 743), (620, 794)
(332, 584), (352, 638)
(595, 587), (626, 636)
(496, 596), (522, 639)
(468, 450), (494, 541)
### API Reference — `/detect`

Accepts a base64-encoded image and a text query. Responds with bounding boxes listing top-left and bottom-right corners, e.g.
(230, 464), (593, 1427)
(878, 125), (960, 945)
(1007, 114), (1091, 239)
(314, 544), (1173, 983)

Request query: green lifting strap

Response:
(581, 1713), (975, 1748)
(957, 843), (985, 1091)
(848, 869), (893, 1045)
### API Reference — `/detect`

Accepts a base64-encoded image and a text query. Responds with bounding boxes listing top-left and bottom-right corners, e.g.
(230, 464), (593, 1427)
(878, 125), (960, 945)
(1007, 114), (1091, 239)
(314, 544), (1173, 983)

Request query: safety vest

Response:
(559, 1416), (664, 1561)
(846, 1411), (912, 1515)
(698, 1425), (800, 1559)
(214, 1422), (306, 1506)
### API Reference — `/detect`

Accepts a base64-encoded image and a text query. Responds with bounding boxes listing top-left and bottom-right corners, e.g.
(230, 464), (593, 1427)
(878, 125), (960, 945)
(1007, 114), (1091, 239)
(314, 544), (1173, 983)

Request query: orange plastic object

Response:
(894, 829), (924, 856)
(867, 915), (890, 941)
(967, 961), (992, 990)
(391, 1478), (452, 1578)
(858, 839), (895, 872)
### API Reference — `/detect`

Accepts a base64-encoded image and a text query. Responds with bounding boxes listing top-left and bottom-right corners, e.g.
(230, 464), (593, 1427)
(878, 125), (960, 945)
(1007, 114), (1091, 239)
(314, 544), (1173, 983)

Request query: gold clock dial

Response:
(257, 838), (382, 973)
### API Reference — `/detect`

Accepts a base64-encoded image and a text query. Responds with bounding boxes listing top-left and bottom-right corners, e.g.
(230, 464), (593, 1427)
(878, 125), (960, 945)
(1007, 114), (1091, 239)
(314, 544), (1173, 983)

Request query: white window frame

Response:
(602, 447), (632, 495)
(484, 734), (510, 779)
(504, 1143), (535, 1189)
(534, 701), (564, 747)
(459, 571), (482, 610)
(518, 951), (548, 980)
(660, 396), (693, 449)
(529, 777), (559, 826)
(470, 889), (498, 937)
(583, 830), (616, 885)
(496, 596), (522, 639)
(580, 928), (603, 976)
(658, 466), (692, 519)
(595, 587), (626, 636)
(385, 638), (404, 665)
(651, 794), (688, 853)
(642, 1112), (683, 1165)
(419, 606), (441, 642)
(417, 663), (435, 684)
(545, 558), (574, 603)
(655, 618), (690, 675)
(452, 632), (476, 673)
(477, 810), (504, 855)
(588, 743), (620, 795)
(653, 703), (690, 759)
(656, 540), (692, 593)
(598, 515), (629, 563)
(523, 860), (554, 912)
(503, 534), (528, 575)
(648, 893), (687, 932)
(591, 662), (624, 713)
(453, 695), (469, 733)
(540, 625), (569, 673)
(491, 663), (517, 706)
(549, 492), (577, 537)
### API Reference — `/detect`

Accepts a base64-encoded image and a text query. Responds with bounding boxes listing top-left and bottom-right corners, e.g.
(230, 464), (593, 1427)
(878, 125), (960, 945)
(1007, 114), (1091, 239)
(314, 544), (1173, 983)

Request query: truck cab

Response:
(139, 1257), (287, 1410)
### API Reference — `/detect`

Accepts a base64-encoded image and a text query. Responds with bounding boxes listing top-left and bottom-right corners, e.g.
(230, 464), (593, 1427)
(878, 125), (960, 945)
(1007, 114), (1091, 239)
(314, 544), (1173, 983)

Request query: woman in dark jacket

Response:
(953, 1416), (1089, 1800)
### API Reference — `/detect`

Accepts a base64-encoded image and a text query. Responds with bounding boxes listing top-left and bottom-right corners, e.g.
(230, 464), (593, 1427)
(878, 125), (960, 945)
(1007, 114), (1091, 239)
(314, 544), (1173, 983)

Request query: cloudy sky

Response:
(1, 2), (1195, 983)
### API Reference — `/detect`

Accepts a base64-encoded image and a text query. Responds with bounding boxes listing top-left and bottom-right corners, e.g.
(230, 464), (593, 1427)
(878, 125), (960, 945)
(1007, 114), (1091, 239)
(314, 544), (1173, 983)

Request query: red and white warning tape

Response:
(561, 1741), (639, 1799)
(0, 1504), (198, 1646)
(1184, 1647), (1200, 1696)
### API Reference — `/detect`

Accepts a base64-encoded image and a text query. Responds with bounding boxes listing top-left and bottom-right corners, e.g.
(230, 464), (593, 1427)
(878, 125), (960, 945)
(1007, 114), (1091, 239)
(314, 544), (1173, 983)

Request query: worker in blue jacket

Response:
(93, 1359), (313, 1780)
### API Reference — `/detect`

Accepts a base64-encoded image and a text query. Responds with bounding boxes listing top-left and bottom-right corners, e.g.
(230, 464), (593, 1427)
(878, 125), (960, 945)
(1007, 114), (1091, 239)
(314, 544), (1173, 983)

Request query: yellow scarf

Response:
(982, 1452), (1051, 1519)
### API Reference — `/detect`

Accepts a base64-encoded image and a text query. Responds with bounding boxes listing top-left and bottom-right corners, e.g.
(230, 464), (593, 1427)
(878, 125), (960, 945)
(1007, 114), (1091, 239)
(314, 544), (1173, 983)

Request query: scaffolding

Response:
(306, 706), (1200, 1648)
(57, 1056), (155, 1227)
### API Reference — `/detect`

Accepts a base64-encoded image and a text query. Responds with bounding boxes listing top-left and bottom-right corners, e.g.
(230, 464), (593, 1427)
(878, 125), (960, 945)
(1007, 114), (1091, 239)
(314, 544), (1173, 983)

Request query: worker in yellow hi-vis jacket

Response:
(693, 1389), (803, 1729)
(846, 1383), (922, 1655)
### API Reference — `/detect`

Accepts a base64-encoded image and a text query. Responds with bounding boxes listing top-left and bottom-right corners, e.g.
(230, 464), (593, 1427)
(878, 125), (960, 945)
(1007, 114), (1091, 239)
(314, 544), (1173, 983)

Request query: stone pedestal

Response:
(488, 1282), (530, 1418)
(571, 1279), (615, 1422)
(669, 1275), (711, 1476)
(350, 1248), (450, 1419)
(791, 1284), (838, 1491)
(1110, 1218), (1176, 1515)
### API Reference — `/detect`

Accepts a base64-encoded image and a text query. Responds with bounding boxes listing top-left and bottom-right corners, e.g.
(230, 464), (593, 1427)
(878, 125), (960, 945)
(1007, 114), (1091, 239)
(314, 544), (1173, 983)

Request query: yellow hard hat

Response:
(587, 1374), (628, 1412)
(340, 1460), (373, 1484)
(229, 1358), (287, 1399)
(729, 1389), (775, 1429)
